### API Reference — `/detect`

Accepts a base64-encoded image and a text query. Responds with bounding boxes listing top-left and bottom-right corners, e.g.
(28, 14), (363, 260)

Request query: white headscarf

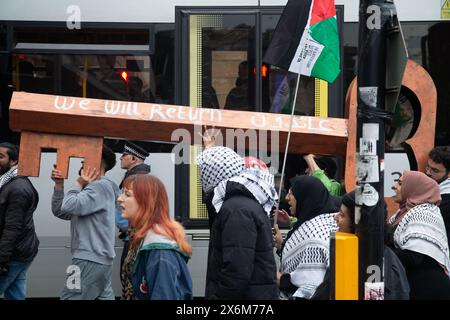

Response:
(196, 147), (277, 216)
(212, 168), (278, 216)
(196, 146), (244, 193)
(389, 203), (450, 274)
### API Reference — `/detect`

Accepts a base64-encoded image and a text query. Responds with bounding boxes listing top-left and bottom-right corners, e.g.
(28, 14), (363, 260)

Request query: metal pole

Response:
(274, 72), (301, 227)
(355, 0), (395, 300)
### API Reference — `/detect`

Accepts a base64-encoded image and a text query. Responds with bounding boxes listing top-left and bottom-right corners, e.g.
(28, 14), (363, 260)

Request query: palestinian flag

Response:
(263, 0), (340, 83)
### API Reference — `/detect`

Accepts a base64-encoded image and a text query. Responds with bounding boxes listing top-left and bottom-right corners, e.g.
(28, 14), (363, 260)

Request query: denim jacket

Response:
(132, 230), (192, 300)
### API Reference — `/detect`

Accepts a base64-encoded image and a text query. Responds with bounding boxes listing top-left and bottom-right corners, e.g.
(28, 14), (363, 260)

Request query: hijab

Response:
(289, 175), (340, 227)
(392, 171), (441, 226)
(341, 191), (356, 213)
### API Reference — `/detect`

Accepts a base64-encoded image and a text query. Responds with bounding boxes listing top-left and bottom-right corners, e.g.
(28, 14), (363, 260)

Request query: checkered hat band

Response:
(124, 145), (146, 160)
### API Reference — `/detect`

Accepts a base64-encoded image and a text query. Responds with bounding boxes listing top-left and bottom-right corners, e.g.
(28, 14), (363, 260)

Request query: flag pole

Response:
(273, 71), (301, 227)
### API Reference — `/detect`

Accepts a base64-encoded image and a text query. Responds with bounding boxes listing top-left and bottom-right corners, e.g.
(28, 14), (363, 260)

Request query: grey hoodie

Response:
(52, 177), (120, 265)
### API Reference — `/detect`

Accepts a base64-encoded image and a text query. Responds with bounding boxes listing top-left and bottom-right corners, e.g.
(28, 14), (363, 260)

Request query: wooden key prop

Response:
(9, 92), (349, 178)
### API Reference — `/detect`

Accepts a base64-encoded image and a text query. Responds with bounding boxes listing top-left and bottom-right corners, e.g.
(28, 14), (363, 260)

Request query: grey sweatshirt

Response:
(52, 177), (120, 265)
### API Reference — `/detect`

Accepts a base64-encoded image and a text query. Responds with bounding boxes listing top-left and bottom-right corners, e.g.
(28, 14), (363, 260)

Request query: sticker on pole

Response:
(360, 138), (377, 156)
(356, 183), (379, 206)
(365, 282), (384, 300)
(359, 87), (378, 108)
(357, 155), (379, 183)
(362, 123), (379, 140)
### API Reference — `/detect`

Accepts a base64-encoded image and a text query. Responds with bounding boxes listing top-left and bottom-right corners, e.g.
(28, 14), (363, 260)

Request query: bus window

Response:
(262, 14), (315, 116)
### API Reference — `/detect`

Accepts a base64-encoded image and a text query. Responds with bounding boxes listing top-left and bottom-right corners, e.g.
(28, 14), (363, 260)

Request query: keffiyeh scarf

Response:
(196, 147), (244, 193)
(212, 168), (278, 216)
(280, 213), (338, 299)
(0, 165), (18, 189)
(388, 203), (450, 273)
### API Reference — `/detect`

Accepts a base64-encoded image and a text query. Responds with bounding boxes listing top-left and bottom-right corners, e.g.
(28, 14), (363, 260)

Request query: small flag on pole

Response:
(263, 0), (341, 83)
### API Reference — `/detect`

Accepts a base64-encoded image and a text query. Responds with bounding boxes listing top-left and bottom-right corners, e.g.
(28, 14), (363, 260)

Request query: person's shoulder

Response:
(411, 202), (439, 212)
(4, 176), (35, 191)
(91, 177), (119, 191)
(221, 195), (262, 217)
(143, 248), (186, 268)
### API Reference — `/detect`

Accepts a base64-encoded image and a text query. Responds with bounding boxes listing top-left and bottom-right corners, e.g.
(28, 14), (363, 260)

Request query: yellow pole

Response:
(334, 232), (359, 300)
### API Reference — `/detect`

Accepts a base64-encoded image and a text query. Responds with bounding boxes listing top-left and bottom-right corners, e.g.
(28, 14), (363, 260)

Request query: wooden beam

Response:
(9, 92), (348, 157)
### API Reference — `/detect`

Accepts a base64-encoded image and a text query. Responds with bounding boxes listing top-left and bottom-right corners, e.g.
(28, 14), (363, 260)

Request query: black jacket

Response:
(119, 163), (151, 189)
(391, 248), (450, 300)
(439, 194), (450, 244)
(0, 176), (39, 266)
(205, 182), (278, 300)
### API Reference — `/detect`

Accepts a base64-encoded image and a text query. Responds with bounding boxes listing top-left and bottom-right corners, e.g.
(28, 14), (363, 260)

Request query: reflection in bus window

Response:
(268, 69), (314, 116)
(262, 14), (315, 116)
(224, 60), (251, 111)
(11, 26), (174, 107)
(200, 18), (256, 111)
(6, 25), (175, 147)
(386, 89), (416, 152)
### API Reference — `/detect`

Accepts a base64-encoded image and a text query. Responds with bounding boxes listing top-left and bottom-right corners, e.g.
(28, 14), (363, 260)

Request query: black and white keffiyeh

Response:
(280, 213), (338, 299)
(196, 147), (244, 193)
(212, 168), (278, 216)
(0, 165), (18, 189)
(441, 178), (450, 195)
(388, 203), (450, 273)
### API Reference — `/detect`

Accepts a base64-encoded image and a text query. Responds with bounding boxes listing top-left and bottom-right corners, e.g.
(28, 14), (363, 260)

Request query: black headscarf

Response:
(289, 175), (340, 227)
(281, 175), (341, 257)
(341, 191), (355, 214)
(340, 191), (356, 233)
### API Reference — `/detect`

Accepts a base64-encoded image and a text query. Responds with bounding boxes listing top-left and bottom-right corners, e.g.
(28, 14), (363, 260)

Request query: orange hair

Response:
(122, 174), (192, 255)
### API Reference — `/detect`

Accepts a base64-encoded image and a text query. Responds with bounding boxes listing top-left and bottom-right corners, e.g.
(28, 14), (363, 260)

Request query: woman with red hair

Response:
(118, 174), (192, 300)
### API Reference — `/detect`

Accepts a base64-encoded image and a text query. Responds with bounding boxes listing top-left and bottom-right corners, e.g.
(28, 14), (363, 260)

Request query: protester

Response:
(273, 175), (339, 299)
(197, 146), (278, 299)
(303, 154), (344, 196)
(426, 146), (450, 243)
(116, 141), (150, 300)
(320, 191), (410, 300)
(388, 170), (450, 299)
(51, 145), (119, 300)
(118, 174), (192, 300)
(0, 143), (39, 300)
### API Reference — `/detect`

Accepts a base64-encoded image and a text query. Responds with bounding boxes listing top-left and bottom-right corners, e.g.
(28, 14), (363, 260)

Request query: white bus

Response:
(0, 0), (448, 298)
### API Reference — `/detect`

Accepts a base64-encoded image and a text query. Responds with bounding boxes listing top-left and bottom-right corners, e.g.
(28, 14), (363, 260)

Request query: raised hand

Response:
(51, 164), (65, 190)
(76, 165), (99, 188)
(275, 209), (292, 224)
(199, 125), (221, 149)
